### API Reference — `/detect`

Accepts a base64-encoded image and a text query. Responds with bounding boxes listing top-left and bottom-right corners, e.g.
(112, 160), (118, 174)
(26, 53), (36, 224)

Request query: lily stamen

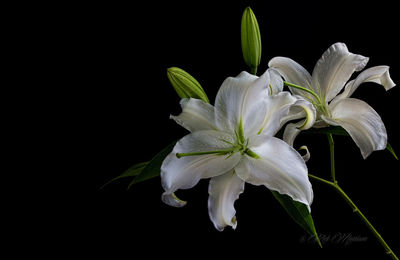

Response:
(176, 149), (234, 158)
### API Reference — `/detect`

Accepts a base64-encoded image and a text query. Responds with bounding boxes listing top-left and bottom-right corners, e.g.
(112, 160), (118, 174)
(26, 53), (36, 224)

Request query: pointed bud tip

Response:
(167, 67), (179, 75)
(167, 67), (178, 72)
(244, 6), (253, 13)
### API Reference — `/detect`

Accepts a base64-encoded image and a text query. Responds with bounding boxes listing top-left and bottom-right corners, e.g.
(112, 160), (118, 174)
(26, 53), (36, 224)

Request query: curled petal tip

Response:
(231, 216), (238, 230)
(162, 192), (187, 207)
(298, 145), (311, 162)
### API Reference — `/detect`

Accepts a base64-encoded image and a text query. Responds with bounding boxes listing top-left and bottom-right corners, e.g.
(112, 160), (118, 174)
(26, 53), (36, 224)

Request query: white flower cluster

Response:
(161, 43), (395, 231)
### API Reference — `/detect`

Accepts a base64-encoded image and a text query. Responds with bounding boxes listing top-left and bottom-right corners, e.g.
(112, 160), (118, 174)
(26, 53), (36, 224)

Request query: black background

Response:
(43, 0), (400, 258)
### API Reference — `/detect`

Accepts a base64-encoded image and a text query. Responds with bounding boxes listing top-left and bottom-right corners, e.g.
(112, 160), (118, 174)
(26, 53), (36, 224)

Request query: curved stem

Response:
(334, 186), (398, 260)
(308, 178), (398, 258)
(308, 174), (335, 187)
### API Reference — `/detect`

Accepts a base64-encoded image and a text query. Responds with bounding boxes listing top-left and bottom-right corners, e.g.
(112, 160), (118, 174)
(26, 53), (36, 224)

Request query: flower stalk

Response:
(308, 136), (398, 259)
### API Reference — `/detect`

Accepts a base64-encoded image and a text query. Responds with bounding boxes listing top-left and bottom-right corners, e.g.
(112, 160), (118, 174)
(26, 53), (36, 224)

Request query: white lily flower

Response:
(161, 71), (313, 231)
(269, 42), (396, 159)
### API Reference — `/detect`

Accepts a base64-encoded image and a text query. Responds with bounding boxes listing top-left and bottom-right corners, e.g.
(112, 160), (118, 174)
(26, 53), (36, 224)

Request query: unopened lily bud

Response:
(241, 7), (261, 75)
(167, 67), (210, 103)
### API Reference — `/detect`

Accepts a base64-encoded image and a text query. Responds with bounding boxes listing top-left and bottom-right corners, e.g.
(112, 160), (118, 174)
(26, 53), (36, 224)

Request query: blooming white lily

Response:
(161, 70), (313, 231)
(269, 42), (396, 159)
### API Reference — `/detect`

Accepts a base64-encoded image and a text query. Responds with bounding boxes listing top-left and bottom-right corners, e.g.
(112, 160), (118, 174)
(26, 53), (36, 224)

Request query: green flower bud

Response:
(241, 7), (261, 75)
(167, 67), (210, 103)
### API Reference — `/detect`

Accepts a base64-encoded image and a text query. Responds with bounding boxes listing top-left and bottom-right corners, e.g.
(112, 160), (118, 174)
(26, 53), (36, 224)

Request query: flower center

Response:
(233, 136), (250, 155)
(175, 137), (259, 159)
(315, 100), (331, 118)
(176, 123), (260, 160)
(234, 119), (260, 158)
(283, 81), (331, 117)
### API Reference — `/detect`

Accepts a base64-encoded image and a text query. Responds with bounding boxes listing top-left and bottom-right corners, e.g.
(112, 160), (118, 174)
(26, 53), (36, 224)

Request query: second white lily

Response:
(269, 42), (396, 159)
(161, 71), (313, 231)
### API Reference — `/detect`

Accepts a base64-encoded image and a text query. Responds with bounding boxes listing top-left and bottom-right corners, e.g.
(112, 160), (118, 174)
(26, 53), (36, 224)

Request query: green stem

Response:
(308, 174), (335, 187)
(313, 133), (398, 258)
(309, 174), (398, 259)
(334, 186), (398, 260)
(327, 133), (336, 184)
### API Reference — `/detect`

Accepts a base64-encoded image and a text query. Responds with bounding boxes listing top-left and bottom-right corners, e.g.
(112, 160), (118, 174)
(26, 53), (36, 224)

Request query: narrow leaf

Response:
(386, 143), (398, 160)
(100, 162), (149, 189)
(128, 141), (177, 189)
(271, 191), (322, 248)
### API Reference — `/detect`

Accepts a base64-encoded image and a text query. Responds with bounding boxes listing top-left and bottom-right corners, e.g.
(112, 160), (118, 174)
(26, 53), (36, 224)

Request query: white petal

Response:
(235, 136), (313, 211)
(208, 171), (245, 231)
(256, 92), (297, 136)
(311, 42), (369, 103)
(161, 130), (241, 207)
(268, 57), (313, 99)
(323, 98), (387, 159)
(282, 122), (301, 147)
(332, 66), (396, 103)
(281, 96), (316, 147)
(214, 71), (270, 135)
(280, 95), (317, 131)
(171, 98), (217, 132)
(267, 68), (284, 94)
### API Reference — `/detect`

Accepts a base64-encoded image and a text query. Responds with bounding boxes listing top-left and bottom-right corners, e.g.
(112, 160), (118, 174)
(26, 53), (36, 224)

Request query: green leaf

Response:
(303, 126), (398, 159)
(271, 191), (322, 248)
(127, 141), (177, 189)
(100, 161), (149, 189)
